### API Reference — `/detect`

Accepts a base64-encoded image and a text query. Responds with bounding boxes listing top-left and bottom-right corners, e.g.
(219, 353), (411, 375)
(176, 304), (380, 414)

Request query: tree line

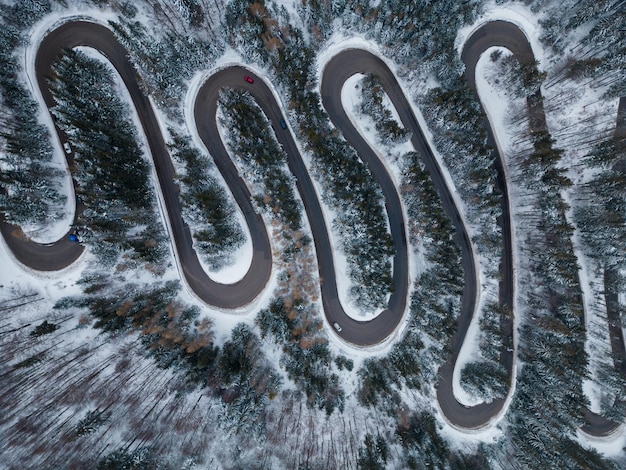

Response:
(0, 0), (65, 225)
(168, 129), (245, 271)
(49, 49), (167, 269)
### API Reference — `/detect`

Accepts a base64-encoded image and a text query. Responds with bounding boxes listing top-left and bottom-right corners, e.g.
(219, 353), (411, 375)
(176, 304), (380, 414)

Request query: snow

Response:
(319, 32), (508, 405)
(578, 425), (626, 458)
(0, 231), (88, 301)
(459, 6), (626, 446)
(537, 33), (623, 437)
(438, 413), (504, 446)
(565, 197), (613, 415)
(6, 15), (278, 352)
(272, 0), (304, 31)
(205, 229), (253, 284)
(154, 105), (255, 286)
(451, 286), (498, 406)
(183, 54), (266, 286)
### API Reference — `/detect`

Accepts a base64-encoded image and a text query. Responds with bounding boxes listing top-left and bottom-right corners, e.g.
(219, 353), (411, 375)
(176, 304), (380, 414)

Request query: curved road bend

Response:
(5, 17), (619, 433)
(1, 20), (410, 345)
(2, 21), (271, 308)
(431, 20), (532, 430)
(321, 50), (478, 360)
(323, 50), (506, 428)
(464, 21), (625, 436)
(200, 67), (409, 345)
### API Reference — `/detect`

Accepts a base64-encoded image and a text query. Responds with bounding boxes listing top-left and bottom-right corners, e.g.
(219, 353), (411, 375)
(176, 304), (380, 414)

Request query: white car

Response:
(333, 322), (342, 332)
(63, 142), (72, 154)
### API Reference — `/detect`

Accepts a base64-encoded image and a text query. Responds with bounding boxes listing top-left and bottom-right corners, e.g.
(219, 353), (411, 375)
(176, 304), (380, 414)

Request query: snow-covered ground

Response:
(456, 1), (626, 450)
(4, 3), (626, 465)
(538, 32), (625, 452)
(184, 46), (412, 356)
(332, 73), (408, 320)
(317, 33), (482, 317)
(4, 13), (276, 349)
(148, 96), (255, 286)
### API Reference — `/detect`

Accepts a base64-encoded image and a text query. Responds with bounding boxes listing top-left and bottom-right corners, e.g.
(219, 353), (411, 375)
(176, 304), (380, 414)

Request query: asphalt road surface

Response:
(199, 68), (408, 345)
(0, 18), (517, 430)
(322, 49), (491, 424)
(430, 20), (528, 430)
(2, 18), (622, 434)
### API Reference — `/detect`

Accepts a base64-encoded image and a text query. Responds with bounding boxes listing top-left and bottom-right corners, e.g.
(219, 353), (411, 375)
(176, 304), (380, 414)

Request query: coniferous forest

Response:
(1, 0), (625, 468)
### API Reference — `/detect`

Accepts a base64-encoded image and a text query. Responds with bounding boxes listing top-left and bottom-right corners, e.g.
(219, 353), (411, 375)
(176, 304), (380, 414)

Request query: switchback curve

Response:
(2, 20), (272, 308)
(462, 20), (625, 436)
(199, 65), (409, 345)
(3, 17), (620, 435)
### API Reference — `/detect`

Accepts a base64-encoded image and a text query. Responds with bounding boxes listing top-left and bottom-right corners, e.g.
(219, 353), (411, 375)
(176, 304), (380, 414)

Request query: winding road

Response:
(1, 17), (622, 435)
(1, 21), (272, 308)
(2, 20), (410, 342)
(461, 21), (626, 436)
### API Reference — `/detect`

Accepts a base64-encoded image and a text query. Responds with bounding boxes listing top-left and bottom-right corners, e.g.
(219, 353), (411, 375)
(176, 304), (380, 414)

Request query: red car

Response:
(244, 75), (254, 84)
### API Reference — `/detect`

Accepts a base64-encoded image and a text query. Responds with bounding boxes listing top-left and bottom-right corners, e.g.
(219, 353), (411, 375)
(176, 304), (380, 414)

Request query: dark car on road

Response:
(279, 119), (287, 129)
